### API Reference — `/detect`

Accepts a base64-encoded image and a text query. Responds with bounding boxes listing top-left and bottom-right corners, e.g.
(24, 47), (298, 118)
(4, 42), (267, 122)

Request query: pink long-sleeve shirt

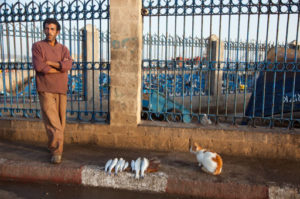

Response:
(32, 40), (73, 94)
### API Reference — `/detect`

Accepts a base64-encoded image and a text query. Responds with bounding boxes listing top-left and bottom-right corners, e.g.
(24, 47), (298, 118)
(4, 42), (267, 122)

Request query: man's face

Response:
(44, 23), (59, 42)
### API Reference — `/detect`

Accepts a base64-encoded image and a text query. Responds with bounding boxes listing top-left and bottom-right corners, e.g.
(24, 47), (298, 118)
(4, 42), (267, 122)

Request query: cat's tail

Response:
(189, 138), (198, 154)
(189, 146), (197, 154)
(213, 154), (223, 175)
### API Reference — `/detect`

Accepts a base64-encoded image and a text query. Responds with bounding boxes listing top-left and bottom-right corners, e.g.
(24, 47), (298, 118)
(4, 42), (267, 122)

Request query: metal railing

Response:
(143, 34), (284, 94)
(0, 0), (110, 123)
(141, 0), (300, 128)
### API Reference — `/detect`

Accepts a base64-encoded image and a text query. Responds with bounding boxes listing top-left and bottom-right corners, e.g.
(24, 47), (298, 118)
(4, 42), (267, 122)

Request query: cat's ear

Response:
(194, 142), (202, 151)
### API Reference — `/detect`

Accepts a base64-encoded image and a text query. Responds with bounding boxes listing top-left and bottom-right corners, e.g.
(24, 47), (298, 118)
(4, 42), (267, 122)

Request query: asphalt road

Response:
(0, 180), (203, 199)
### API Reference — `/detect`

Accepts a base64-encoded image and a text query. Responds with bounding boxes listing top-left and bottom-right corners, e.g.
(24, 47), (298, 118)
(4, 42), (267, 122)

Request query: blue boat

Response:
(142, 90), (191, 123)
(245, 71), (300, 117)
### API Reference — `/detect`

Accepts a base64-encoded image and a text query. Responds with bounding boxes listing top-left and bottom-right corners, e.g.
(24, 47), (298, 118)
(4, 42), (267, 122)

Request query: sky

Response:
(2, 0), (299, 43)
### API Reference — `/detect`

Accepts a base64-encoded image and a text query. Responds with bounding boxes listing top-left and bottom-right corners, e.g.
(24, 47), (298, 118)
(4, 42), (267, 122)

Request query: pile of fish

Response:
(104, 158), (129, 176)
(131, 157), (149, 179)
(104, 157), (149, 179)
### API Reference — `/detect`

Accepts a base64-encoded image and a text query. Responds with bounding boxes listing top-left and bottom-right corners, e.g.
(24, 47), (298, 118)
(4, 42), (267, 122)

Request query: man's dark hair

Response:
(43, 18), (61, 31)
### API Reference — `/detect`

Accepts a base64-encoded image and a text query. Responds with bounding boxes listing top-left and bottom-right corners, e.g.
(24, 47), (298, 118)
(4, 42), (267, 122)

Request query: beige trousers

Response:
(38, 92), (67, 155)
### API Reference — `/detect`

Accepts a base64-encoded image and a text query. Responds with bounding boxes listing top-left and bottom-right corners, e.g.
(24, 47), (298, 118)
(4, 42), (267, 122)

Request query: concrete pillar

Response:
(81, 24), (100, 104)
(205, 34), (224, 96)
(109, 0), (142, 126)
(0, 70), (34, 93)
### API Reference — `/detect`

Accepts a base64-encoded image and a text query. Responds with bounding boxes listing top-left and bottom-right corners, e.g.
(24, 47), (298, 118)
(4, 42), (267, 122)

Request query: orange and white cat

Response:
(190, 142), (223, 175)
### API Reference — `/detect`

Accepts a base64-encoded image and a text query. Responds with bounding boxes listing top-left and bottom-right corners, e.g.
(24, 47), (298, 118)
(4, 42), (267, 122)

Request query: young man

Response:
(32, 18), (72, 164)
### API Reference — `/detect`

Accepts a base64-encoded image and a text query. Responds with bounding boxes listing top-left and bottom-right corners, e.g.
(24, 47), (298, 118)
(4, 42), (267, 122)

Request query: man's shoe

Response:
(51, 155), (62, 164)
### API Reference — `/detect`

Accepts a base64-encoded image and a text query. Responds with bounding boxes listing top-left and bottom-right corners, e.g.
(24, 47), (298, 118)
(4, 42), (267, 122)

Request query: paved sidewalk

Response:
(0, 140), (299, 199)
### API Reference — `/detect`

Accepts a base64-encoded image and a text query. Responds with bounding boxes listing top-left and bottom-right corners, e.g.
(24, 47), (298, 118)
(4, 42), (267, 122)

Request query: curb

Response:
(0, 158), (82, 185)
(0, 158), (299, 199)
(166, 177), (269, 199)
(81, 165), (168, 192)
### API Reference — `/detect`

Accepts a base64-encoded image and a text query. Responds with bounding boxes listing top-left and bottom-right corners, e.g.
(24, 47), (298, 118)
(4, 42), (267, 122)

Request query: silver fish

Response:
(134, 157), (141, 179)
(108, 158), (118, 175)
(119, 159), (126, 171)
(104, 159), (112, 173)
(114, 158), (123, 175)
(140, 157), (149, 178)
(123, 161), (129, 171)
(131, 160), (135, 172)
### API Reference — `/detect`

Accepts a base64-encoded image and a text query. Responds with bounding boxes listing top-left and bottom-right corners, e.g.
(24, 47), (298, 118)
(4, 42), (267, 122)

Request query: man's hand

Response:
(47, 68), (61, 74)
(46, 61), (61, 70)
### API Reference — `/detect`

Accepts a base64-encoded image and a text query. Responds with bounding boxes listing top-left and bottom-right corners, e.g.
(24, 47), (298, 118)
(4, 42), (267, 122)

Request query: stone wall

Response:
(0, 119), (299, 160)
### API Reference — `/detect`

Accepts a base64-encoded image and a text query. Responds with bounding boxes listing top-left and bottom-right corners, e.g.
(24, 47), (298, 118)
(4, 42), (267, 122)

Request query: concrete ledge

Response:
(0, 158), (299, 199)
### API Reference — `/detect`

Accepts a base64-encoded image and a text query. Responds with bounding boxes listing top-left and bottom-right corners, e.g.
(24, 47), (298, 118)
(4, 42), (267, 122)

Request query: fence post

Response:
(109, 0), (142, 126)
(205, 34), (224, 96)
(81, 24), (100, 104)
